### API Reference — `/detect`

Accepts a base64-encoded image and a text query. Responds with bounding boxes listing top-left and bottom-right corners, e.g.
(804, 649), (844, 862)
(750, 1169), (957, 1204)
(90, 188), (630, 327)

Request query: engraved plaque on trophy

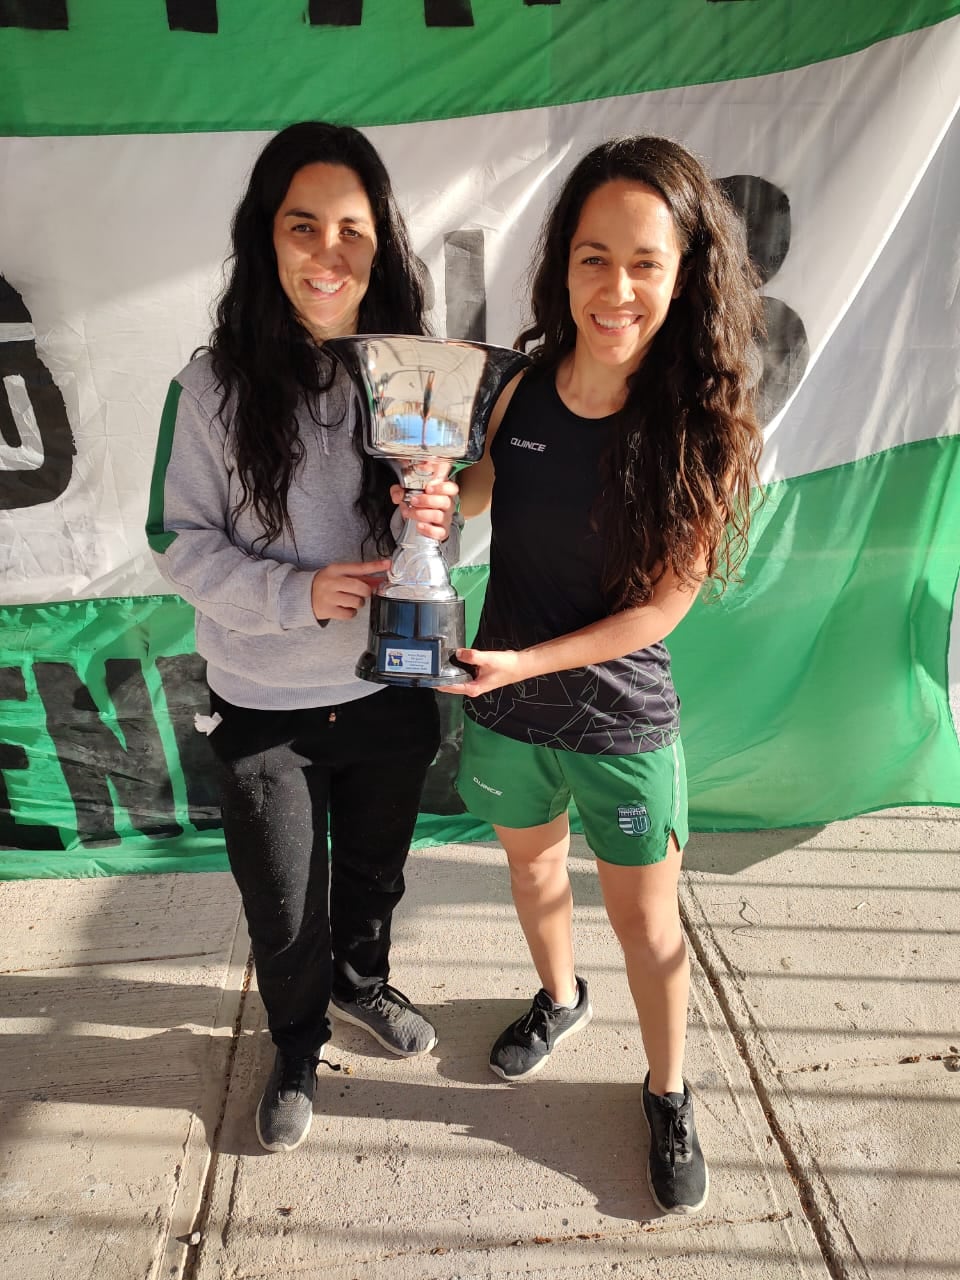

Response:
(326, 335), (528, 687)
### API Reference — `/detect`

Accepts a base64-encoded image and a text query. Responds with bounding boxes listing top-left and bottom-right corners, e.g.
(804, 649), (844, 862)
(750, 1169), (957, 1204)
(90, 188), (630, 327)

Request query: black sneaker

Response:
(255, 1048), (320, 1153)
(641, 1072), (709, 1214)
(489, 975), (592, 1081)
(330, 983), (437, 1056)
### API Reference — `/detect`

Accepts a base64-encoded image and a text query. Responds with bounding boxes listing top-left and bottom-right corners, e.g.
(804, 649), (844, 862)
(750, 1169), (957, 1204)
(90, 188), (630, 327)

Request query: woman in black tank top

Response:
(444, 136), (763, 1215)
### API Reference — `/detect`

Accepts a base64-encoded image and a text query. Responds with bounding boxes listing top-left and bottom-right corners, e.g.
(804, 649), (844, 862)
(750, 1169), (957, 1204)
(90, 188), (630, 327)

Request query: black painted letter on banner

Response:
(718, 174), (791, 285)
(0, 665), (63, 850)
(155, 653), (222, 829)
(0, 278), (76, 511)
(444, 231), (486, 343)
(717, 174), (809, 424)
(166, 0), (218, 34)
(425, 0), (473, 27)
(34, 660), (180, 845)
(308, 0), (362, 24)
(0, 0), (68, 28)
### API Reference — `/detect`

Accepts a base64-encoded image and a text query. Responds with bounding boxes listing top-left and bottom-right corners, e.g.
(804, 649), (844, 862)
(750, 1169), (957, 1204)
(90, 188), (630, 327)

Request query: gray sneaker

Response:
(330, 983), (437, 1056)
(255, 1048), (321, 1153)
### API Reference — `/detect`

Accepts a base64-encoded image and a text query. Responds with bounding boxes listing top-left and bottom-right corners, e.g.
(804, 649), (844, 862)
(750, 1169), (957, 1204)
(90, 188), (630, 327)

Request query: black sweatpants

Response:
(207, 684), (440, 1059)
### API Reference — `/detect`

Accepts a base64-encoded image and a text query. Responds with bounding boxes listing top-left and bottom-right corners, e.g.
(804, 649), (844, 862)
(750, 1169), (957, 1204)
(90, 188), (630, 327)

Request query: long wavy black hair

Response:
(517, 136), (764, 607)
(205, 122), (428, 553)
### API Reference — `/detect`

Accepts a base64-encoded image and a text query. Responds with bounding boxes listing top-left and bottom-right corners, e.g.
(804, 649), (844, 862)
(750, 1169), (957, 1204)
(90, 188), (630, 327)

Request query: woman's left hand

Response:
(437, 647), (526, 696)
(390, 461), (460, 541)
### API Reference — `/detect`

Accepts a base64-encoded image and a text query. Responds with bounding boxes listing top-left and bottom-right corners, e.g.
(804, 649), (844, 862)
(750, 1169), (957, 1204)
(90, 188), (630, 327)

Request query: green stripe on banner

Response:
(1, 1), (959, 136)
(672, 435), (960, 829)
(0, 566), (494, 880)
(1, 433), (958, 880)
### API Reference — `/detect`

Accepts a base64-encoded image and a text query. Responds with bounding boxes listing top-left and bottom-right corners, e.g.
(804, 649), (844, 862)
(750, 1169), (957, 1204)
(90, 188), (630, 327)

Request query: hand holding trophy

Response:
(326, 335), (528, 687)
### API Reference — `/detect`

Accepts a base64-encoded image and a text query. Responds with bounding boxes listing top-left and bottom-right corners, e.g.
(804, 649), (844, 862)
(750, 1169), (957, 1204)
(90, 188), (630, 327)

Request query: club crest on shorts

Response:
(617, 803), (651, 836)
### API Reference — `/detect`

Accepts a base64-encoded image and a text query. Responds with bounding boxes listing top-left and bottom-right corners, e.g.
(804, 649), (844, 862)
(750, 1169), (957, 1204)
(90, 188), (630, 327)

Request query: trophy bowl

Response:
(325, 335), (529, 687)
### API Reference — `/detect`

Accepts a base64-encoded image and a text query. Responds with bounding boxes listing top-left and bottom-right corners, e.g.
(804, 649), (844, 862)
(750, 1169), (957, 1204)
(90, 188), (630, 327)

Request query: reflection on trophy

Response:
(326, 335), (529, 687)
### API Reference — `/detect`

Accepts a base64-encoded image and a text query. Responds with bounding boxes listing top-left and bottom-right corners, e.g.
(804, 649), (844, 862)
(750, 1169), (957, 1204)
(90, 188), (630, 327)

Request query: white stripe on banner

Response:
(0, 20), (958, 603)
(0, 323), (37, 341)
(1, 376), (45, 470)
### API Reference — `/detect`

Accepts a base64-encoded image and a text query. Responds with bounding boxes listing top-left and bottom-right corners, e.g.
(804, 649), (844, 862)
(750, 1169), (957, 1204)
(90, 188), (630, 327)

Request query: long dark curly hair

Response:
(205, 122), (428, 553)
(517, 136), (764, 608)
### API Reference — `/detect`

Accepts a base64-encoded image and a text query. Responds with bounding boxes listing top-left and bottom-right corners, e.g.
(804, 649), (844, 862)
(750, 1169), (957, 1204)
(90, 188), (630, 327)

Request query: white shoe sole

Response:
(330, 1001), (437, 1057)
(489, 1000), (593, 1082)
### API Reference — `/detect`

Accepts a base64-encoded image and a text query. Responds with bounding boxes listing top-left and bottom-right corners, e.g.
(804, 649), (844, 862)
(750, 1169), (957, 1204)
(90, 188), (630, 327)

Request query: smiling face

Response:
(272, 161), (378, 342)
(566, 178), (684, 379)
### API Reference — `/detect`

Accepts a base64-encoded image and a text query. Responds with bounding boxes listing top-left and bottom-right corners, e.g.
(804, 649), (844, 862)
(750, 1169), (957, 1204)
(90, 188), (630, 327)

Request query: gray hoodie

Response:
(147, 352), (451, 711)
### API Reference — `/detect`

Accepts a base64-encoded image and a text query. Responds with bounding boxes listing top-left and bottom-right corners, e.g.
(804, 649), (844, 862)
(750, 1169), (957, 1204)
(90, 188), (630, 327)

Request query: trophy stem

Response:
(381, 515), (456, 601)
(399, 459), (436, 493)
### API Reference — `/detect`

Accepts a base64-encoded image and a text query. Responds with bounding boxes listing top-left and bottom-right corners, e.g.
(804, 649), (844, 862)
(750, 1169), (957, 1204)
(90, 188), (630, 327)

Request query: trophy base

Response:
(357, 595), (476, 687)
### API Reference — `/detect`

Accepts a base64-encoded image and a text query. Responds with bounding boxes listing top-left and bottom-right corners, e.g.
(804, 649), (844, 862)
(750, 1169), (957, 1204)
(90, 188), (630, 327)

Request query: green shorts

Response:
(456, 718), (688, 867)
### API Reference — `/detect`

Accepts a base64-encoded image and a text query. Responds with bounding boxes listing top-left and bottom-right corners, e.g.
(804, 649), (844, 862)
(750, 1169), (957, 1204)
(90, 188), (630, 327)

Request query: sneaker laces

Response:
(658, 1099), (692, 1166)
(358, 982), (414, 1022)
(277, 1055), (316, 1099)
(278, 1051), (340, 1097)
(514, 990), (555, 1046)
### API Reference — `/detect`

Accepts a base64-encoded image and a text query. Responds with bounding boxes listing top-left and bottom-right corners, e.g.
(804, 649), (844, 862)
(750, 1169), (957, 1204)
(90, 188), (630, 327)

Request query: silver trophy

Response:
(326, 335), (529, 687)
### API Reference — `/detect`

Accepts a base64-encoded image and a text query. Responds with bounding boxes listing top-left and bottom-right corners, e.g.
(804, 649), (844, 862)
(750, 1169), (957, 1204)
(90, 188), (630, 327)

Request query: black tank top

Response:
(465, 367), (680, 754)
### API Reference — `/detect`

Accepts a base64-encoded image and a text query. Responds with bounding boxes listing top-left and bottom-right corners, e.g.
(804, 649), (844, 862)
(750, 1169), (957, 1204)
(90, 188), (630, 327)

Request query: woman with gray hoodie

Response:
(147, 122), (458, 1153)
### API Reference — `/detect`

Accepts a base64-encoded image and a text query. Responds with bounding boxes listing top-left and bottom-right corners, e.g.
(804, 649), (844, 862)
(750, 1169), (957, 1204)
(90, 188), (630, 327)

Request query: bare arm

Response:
(456, 370), (525, 518)
(439, 557), (706, 696)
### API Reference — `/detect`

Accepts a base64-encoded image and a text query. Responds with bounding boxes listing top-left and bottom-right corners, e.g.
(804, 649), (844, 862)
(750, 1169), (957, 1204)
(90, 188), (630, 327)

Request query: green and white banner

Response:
(1, 1), (959, 877)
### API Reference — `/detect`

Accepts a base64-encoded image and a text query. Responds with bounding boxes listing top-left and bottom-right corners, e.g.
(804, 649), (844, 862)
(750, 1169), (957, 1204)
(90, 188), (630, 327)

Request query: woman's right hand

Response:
(310, 559), (391, 622)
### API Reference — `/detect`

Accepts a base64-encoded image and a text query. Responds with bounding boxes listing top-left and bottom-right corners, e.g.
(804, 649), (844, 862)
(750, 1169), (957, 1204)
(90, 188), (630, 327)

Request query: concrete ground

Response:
(1, 806), (958, 1280)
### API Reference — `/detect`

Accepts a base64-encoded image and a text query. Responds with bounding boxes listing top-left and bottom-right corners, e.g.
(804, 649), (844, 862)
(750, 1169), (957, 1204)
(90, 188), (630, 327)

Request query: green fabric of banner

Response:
(671, 436), (960, 828)
(1, 436), (958, 879)
(0, 565), (497, 879)
(2, 1), (958, 136)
